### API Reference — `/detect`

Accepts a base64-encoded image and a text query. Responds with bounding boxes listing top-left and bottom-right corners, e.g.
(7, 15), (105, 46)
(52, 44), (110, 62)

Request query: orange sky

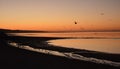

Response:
(0, 0), (120, 31)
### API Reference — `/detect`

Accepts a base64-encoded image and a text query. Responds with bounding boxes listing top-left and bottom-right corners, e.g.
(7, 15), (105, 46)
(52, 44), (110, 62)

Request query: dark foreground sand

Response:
(0, 31), (120, 69)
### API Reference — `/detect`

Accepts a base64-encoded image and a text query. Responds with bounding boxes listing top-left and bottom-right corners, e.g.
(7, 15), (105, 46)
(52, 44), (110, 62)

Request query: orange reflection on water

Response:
(49, 39), (120, 54)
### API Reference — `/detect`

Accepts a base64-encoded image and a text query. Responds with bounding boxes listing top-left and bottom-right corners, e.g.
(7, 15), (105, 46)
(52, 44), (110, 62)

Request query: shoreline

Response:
(9, 40), (120, 67)
(0, 32), (120, 69)
(9, 36), (120, 62)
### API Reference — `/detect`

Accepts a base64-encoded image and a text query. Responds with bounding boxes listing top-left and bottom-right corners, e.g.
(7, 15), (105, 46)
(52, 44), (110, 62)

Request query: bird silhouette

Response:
(100, 13), (104, 15)
(74, 21), (77, 24)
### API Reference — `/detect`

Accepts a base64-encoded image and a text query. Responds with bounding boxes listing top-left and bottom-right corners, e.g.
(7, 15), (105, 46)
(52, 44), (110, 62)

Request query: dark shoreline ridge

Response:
(0, 31), (120, 69)
(9, 35), (120, 62)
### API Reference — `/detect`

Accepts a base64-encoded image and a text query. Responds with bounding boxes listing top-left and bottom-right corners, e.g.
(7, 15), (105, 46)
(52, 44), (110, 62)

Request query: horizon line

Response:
(0, 28), (120, 32)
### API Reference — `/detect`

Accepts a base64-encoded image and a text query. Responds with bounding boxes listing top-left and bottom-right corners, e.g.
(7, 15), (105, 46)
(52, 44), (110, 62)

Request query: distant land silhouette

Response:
(0, 29), (46, 33)
(0, 28), (120, 33)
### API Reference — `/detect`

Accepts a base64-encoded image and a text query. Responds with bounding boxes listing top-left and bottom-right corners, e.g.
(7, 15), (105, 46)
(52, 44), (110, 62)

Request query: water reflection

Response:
(49, 39), (120, 54)
(8, 32), (120, 38)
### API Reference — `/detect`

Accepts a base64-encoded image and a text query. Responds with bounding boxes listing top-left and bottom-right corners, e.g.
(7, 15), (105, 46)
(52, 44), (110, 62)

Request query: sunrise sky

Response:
(0, 0), (120, 31)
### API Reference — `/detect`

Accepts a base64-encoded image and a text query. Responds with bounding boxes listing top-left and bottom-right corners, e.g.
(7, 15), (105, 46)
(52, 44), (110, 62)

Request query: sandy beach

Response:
(1, 0), (120, 69)
(0, 31), (120, 69)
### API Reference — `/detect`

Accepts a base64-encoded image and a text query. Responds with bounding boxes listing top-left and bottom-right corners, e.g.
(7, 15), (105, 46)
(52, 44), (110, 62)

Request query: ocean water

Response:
(49, 39), (120, 54)
(9, 32), (120, 54)
(9, 32), (120, 38)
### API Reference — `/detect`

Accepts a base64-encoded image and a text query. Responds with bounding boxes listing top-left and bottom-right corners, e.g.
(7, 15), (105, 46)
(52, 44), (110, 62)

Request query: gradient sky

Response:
(0, 0), (120, 31)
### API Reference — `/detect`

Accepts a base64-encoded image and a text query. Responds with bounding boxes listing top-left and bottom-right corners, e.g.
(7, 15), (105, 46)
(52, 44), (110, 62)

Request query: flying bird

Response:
(100, 13), (104, 15)
(74, 21), (77, 24)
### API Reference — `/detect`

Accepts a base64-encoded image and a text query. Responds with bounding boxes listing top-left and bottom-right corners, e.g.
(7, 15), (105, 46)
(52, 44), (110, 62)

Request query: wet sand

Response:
(0, 32), (120, 69)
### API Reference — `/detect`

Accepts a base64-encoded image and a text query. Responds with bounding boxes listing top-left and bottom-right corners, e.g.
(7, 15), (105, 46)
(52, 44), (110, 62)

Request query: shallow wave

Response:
(9, 42), (120, 68)
(64, 53), (120, 67)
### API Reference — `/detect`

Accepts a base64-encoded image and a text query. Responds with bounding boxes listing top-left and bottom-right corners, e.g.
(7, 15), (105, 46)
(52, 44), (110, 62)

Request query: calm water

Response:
(49, 39), (120, 54)
(9, 32), (120, 54)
